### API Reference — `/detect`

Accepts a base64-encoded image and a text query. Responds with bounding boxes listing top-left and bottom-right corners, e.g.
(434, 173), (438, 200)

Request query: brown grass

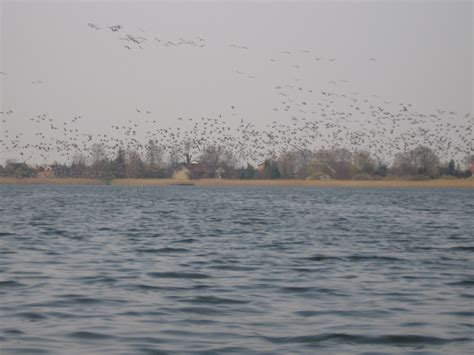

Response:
(0, 177), (103, 185)
(1, 177), (473, 188)
(110, 178), (474, 188)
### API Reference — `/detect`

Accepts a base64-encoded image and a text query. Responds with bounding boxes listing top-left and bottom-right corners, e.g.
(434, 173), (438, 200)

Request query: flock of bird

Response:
(0, 22), (472, 166)
(88, 22), (207, 50)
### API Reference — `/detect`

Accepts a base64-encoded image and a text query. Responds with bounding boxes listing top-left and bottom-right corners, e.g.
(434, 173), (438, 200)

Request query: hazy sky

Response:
(0, 0), (473, 163)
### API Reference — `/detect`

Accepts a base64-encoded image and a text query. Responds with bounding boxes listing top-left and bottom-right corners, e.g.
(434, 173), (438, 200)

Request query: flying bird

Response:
(109, 25), (122, 32)
(88, 23), (101, 30)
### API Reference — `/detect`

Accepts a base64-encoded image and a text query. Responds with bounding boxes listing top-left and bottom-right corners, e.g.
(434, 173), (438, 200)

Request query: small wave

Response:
(132, 348), (172, 355)
(0, 347), (50, 354)
(42, 228), (65, 236)
(281, 286), (346, 296)
(42, 311), (81, 319)
(0, 280), (25, 288)
(67, 331), (115, 340)
(296, 309), (391, 318)
(235, 219), (268, 226)
(132, 284), (187, 292)
(63, 296), (106, 305)
(15, 312), (48, 321)
(118, 335), (168, 345)
(0, 232), (15, 237)
(118, 310), (168, 318)
(208, 264), (257, 271)
(46, 295), (127, 307)
(346, 255), (403, 262)
(264, 333), (470, 346)
(447, 279), (474, 287)
(184, 295), (249, 305)
(172, 238), (196, 244)
(281, 286), (315, 293)
(183, 319), (219, 325)
(400, 321), (429, 327)
(97, 227), (114, 231)
(2, 328), (25, 335)
(442, 311), (474, 317)
(193, 346), (255, 354)
(78, 276), (118, 284)
(164, 306), (228, 315)
(148, 271), (210, 279)
(136, 247), (189, 254)
(448, 246), (474, 252)
(303, 254), (342, 262)
(292, 267), (318, 272)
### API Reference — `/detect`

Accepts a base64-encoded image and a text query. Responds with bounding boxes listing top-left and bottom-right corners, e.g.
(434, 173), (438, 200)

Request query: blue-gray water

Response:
(0, 185), (473, 354)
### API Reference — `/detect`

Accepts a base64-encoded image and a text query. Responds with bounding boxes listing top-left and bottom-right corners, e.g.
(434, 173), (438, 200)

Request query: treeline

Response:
(255, 146), (472, 180)
(1, 144), (472, 180)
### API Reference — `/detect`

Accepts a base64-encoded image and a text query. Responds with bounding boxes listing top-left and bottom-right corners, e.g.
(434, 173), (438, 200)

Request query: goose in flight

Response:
(109, 25), (122, 32)
(88, 23), (101, 30)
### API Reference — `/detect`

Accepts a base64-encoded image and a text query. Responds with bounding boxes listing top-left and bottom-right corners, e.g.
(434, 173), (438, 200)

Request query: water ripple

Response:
(0, 185), (472, 354)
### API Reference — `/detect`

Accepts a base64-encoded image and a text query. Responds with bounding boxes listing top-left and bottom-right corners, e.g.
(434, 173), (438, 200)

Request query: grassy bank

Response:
(111, 178), (474, 188)
(0, 178), (104, 185)
(3, 177), (472, 188)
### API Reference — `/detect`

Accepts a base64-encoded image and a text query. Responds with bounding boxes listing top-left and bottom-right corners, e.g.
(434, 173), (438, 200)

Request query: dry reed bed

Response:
(0, 178), (103, 185)
(1, 177), (473, 188)
(111, 178), (474, 188)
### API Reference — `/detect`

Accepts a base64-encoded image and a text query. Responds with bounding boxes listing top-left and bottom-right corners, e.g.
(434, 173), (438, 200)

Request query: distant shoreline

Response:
(1, 177), (473, 188)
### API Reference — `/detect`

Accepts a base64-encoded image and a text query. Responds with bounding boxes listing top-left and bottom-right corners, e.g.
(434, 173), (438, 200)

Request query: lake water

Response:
(0, 185), (473, 354)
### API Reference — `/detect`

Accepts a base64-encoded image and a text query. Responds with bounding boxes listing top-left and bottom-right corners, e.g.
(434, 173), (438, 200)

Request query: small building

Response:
(257, 162), (266, 173)
(173, 162), (211, 180)
(172, 166), (190, 180)
(36, 165), (54, 178)
(187, 162), (208, 179)
(306, 172), (330, 180)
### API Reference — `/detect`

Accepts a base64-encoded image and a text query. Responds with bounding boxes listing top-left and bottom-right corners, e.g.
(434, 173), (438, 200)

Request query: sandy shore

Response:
(1, 177), (473, 188)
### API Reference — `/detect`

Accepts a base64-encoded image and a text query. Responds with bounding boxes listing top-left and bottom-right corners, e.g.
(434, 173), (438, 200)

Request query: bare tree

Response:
(198, 145), (237, 178)
(71, 153), (88, 177)
(310, 148), (353, 179)
(126, 150), (145, 178)
(465, 154), (474, 166)
(277, 149), (314, 179)
(183, 140), (194, 164)
(90, 143), (107, 165)
(166, 145), (182, 176)
(145, 140), (163, 167)
(145, 140), (164, 177)
(89, 143), (109, 179)
(352, 150), (376, 175)
(392, 145), (440, 178)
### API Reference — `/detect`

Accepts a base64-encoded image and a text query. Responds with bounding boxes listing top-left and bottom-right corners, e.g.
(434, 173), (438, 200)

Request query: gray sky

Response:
(1, 0), (473, 164)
